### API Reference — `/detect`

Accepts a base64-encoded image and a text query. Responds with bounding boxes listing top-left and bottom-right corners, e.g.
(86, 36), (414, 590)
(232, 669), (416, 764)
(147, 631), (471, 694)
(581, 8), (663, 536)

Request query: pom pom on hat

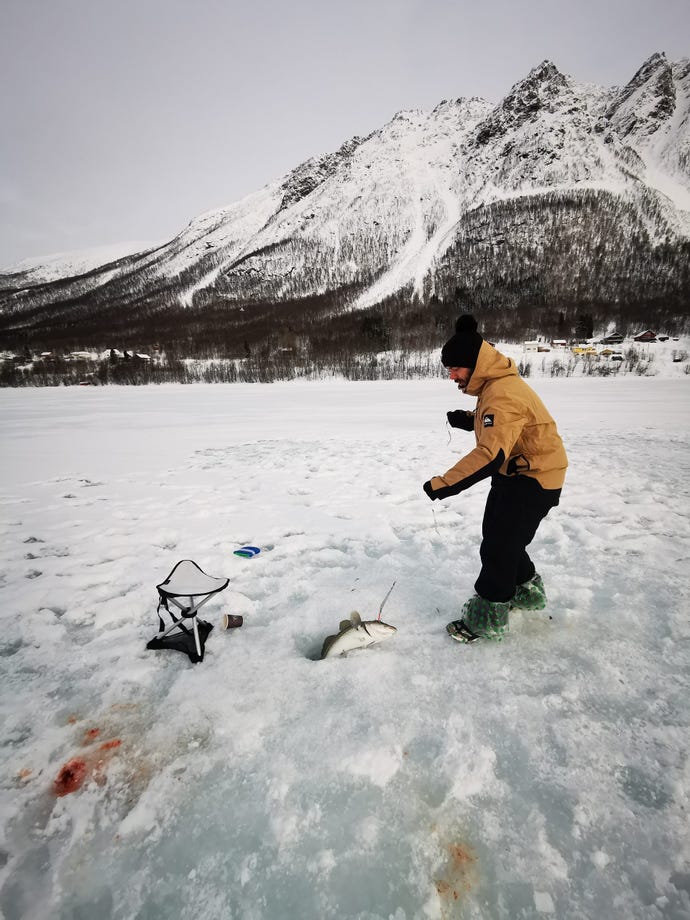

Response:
(441, 314), (483, 368)
(455, 314), (478, 334)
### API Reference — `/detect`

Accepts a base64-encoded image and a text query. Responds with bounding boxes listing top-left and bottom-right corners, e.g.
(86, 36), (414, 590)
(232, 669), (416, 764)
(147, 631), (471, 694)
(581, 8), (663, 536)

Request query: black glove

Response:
(447, 410), (474, 431)
(422, 480), (438, 501)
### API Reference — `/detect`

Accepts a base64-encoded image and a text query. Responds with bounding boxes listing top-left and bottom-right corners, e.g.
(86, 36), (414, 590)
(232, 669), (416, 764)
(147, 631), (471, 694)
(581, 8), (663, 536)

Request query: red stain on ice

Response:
(434, 841), (478, 918)
(99, 739), (122, 751)
(52, 758), (89, 796)
(52, 739), (123, 796)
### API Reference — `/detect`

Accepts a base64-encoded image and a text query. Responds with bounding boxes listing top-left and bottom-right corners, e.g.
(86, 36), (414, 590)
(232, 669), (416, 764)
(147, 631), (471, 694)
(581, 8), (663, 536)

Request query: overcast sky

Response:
(1, 0), (688, 268)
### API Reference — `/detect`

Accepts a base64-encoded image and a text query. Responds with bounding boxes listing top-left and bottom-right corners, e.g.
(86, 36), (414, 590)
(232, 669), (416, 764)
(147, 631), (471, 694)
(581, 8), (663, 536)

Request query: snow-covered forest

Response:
(2, 332), (687, 388)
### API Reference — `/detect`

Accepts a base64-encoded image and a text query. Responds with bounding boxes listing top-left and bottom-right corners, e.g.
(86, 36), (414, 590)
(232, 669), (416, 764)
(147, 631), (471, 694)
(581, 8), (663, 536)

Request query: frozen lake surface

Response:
(1, 379), (689, 919)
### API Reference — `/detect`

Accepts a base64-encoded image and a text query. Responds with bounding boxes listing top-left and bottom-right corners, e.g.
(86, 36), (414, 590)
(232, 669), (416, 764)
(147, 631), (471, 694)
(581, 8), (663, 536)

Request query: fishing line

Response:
(377, 580), (396, 621)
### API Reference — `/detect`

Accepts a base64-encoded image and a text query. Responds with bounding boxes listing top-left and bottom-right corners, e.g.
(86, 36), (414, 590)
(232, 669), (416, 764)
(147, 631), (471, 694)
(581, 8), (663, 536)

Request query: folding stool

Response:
(147, 560), (229, 663)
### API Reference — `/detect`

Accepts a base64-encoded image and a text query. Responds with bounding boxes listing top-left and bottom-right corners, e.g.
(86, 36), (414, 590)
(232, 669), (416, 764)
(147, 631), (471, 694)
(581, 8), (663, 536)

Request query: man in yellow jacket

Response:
(423, 315), (568, 643)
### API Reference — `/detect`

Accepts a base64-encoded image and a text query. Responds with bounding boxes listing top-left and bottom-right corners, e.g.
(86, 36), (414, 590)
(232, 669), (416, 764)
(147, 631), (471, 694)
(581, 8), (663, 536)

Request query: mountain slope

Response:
(1, 53), (688, 349)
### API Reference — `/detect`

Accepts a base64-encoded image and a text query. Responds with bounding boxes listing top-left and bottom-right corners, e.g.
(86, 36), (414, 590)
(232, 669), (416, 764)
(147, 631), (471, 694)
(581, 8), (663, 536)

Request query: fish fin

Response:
(349, 611), (362, 627)
(339, 620), (352, 632)
(320, 634), (338, 659)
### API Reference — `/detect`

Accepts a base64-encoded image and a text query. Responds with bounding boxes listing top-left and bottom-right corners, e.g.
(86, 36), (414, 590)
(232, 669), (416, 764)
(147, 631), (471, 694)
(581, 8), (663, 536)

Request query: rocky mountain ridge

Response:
(1, 52), (688, 351)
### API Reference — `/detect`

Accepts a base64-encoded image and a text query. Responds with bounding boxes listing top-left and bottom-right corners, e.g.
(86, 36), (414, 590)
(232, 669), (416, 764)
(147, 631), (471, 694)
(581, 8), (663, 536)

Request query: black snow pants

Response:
(474, 474), (561, 603)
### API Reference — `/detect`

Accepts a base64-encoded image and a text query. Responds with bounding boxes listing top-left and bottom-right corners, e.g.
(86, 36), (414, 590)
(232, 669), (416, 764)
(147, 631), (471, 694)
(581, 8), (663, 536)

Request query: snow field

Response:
(0, 379), (689, 920)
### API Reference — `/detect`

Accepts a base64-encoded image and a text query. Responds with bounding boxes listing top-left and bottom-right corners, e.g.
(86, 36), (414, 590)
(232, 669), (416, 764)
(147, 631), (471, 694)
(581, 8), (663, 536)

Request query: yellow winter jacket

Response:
(428, 342), (568, 498)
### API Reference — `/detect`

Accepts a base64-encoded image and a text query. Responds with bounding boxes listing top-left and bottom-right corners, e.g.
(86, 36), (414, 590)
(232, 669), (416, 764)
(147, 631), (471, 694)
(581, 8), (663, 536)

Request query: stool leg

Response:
(158, 618), (183, 640)
(192, 616), (202, 659)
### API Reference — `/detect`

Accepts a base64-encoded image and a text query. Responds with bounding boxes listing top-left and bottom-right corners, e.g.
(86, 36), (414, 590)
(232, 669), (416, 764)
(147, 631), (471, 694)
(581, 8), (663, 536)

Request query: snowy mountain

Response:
(1, 53), (688, 350)
(1, 241), (162, 286)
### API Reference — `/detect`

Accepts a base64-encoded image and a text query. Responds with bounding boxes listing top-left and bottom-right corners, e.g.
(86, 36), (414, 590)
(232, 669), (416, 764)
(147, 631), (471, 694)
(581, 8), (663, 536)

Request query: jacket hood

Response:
(464, 341), (518, 396)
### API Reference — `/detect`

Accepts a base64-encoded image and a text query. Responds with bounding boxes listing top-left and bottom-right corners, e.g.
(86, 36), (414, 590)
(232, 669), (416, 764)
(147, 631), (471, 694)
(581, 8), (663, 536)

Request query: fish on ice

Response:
(320, 611), (397, 659)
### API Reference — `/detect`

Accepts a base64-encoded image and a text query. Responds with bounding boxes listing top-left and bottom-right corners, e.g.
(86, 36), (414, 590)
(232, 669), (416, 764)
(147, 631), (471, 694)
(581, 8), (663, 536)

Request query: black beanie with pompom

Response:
(441, 315), (484, 368)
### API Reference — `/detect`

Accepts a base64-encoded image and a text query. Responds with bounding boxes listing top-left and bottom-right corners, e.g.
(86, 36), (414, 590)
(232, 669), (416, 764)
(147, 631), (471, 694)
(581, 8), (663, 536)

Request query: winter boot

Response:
(510, 573), (547, 611)
(446, 595), (511, 643)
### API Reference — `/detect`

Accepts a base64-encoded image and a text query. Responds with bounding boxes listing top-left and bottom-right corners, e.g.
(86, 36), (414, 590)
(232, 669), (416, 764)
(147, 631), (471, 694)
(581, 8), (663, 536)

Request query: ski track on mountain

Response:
(352, 127), (430, 311)
(412, 151), (461, 300)
(354, 129), (462, 309)
(0, 381), (688, 920)
(640, 81), (690, 217)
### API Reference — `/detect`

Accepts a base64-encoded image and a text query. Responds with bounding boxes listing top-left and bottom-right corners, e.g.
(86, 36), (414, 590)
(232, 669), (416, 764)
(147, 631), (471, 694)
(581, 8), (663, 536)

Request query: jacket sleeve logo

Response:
(482, 414), (494, 427)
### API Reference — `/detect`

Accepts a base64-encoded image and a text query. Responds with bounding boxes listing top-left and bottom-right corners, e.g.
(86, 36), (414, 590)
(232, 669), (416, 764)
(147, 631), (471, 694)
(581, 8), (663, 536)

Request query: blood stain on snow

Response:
(435, 841), (478, 917)
(435, 880), (458, 901)
(450, 843), (476, 872)
(51, 739), (123, 796)
(82, 727), (101, 743)
(99, 739), (122, 751)
(52, 758), (89, 796)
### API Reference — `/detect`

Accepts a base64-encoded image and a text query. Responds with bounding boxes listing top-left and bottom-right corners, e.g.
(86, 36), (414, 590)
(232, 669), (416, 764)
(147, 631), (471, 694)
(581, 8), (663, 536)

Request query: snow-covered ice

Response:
(0, 378), (689, 920)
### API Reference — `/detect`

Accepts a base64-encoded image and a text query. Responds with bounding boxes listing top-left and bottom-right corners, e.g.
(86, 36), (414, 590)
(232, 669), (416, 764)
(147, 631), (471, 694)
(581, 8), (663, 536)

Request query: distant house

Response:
(523, 340), (540, 352)
(601, 332), (624, 344)
(633, 330), (657, 342)
(551, 339), (568, 349)
(572, 344), (598, 356)
(100, 348), (151, 364)
(600, 349), (624, 359)
(102, 348), (124, 361)
(65, 351), (96, 362)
